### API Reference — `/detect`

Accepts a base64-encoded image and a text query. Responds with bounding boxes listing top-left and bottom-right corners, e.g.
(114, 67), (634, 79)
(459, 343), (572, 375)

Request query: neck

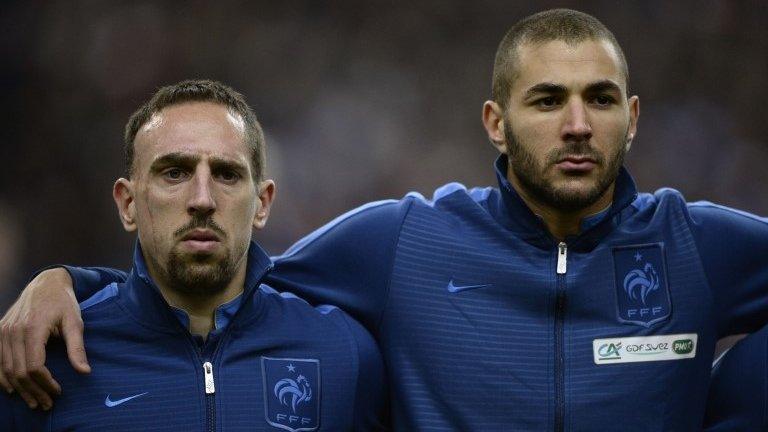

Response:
(154, 262), (247, 337)
(508, 175), (615, 241)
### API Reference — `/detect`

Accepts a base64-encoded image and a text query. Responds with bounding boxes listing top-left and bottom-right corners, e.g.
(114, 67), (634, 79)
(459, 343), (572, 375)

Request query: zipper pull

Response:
(557, 242), (567, 275)
(203, 362), (215, 394)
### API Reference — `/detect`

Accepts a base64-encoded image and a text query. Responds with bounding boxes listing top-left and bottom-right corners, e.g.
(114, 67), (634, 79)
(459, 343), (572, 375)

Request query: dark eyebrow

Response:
(584, 80), (622, 94)
(150, 152), (249, 174)
(524, 82), (568, 99)
(150, 152), (200, 172)
(209, 156), (248, 174)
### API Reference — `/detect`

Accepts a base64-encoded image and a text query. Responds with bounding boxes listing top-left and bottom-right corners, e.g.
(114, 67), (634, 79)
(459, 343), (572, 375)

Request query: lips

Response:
(180, 229), (221, 253)
(181, 229), (220, 242)
(556, 155), (597, 172)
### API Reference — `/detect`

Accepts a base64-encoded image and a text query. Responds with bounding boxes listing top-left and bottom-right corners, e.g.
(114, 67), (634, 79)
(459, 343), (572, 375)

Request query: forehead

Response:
(512, 39), (626, 94)
(134, 101), (249, 168)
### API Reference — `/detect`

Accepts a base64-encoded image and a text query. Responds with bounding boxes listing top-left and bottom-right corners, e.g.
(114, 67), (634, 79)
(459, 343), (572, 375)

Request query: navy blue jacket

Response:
(54, 156), (768, 430)
(1, 243), (387, 431)
(705, 325), (768, 431)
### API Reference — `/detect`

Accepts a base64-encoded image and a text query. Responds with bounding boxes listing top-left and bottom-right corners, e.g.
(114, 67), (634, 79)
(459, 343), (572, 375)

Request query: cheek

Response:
(510, 121), (551, 160)
(222, 193), (259, 234)
(136, 187), (180, 249)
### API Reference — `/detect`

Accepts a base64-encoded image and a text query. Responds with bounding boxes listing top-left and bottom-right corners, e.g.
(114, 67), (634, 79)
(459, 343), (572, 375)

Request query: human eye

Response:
(215, 169), (242, 184)
(535, 96), (561, 110)
(590, 94), (616, 108)
(162, 167), (190, 183)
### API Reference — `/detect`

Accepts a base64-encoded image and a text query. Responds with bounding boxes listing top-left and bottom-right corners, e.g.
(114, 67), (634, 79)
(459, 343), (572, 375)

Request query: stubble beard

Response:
(165, 247), (236, 298)
(157, 215), (244, 298)
(504, 119), (627, 213)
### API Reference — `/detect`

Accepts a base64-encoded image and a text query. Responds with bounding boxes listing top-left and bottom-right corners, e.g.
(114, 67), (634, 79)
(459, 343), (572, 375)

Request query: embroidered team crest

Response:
(262, 357), (320, 431)
(613, 244), (671, 327)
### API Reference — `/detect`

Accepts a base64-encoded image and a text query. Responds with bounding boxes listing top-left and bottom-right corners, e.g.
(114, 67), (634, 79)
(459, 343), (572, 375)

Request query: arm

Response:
(0, 266), (126, 408)
(341, 312), (390, 431)
(267, 198), (412, 333)
(688, 202), (768, 336)
(704, 324), (768, 431)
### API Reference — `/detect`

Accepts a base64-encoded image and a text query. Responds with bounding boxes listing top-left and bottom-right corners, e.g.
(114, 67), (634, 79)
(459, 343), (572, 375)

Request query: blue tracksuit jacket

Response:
(0, 242), (387, 431)
(54, 155), (768, 430)
(704, 324), (768, 431)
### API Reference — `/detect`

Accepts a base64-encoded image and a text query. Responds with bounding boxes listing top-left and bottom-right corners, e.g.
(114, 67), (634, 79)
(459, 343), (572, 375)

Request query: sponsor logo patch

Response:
(593, 333), (697, 364)
(613, 243), (671, 327)
(262, 357), (320, 431)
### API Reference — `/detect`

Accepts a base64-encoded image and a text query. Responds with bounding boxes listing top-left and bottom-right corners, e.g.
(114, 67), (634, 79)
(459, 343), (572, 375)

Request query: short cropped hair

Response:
(491, 9), (629, 108)
(124, 79), (265, 181)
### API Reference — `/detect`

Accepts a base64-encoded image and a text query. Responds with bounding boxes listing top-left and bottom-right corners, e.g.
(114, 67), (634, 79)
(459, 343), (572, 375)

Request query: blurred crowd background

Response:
(1, 1), (767, 310)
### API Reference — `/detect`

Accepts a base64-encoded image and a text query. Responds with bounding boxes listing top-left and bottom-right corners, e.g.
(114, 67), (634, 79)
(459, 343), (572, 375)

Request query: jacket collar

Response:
(120, 241), (274, 333)
(490, 154), (639, 250)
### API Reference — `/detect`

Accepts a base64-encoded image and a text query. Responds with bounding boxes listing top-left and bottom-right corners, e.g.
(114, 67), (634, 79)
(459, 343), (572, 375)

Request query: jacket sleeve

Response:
(339, 311), (390, 431)
(704, 324), (768, 431)
(62, 266), (129, 302)
(266, 198), (412, 334)
(688, 202), (768, 336)
(0, 392), (46, 431)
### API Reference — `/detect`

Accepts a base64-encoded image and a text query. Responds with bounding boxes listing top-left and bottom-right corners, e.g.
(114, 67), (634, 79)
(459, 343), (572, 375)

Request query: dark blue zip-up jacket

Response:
(0, 242), (387, 431)
(46, 156), (768, 430)
(704, 324), (768, 431)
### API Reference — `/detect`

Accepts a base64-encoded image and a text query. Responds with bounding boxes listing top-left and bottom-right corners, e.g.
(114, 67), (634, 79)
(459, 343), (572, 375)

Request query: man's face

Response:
(117, 101), (269, 296)
(499, 39), (638, 212)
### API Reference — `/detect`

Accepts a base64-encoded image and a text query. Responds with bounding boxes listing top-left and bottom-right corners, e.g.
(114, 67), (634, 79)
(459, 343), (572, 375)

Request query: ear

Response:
(482, 100), (507, 154)
(625, 95), (640, 152)
(252, 179), (276, 230)
(113, 178), (137, 232)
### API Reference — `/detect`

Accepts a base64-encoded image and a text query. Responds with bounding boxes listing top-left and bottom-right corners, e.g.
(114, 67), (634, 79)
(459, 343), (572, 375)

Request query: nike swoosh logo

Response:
(104, 392), (149, 407)
(447, 279), (492, 293)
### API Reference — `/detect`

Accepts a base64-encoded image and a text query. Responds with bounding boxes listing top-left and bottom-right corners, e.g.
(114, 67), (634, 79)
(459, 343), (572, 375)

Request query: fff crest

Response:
(612, 243), (671, 327)
(261, 357), (320, 432)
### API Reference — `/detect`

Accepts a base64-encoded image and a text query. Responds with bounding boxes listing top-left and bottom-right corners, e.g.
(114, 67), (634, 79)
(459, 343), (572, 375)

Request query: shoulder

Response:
(632, 189), (768, 234)
(278, 198), (412, 259)
(76, 282), (126, 327)
(79, 282), (121, 313)
(277, 183), (497, 259)
(411, 182), (498, 210)
(256, 284), (357, 325)
(630, 188), (688, 215)
(255, 284), (379, 351)
(687, 201), (768, 232)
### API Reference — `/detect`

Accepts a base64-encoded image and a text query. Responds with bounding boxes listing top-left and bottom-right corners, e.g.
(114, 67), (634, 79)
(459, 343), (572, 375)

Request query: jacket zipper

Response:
(554, 242), (567, 432)
(204, 361), (215, 432)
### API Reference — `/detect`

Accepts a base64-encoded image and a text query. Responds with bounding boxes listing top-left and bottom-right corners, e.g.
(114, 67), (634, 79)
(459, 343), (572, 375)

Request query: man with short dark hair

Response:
(0, 80), (387, 431)
(3, 9), (768, 431)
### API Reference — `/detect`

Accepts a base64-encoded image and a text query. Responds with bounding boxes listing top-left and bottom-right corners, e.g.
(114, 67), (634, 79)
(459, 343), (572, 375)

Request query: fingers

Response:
(0, 342), (12, 394)
(61, 315), (90, 374)
(15, 323), (58, 410)
(0, 368), (11, 394)
(0, 328), (15, 394)
(2, 323), (38, 409)
(0, 267), (80, 409)
(26, 324), (62, 398)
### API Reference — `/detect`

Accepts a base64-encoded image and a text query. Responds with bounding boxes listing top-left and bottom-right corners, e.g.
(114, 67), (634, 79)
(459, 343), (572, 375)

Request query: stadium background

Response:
(1, 1), (767, 310)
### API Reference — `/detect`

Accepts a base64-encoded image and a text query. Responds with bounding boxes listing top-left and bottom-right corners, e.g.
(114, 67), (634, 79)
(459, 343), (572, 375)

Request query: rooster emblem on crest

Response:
(623, 262), (660, 305)
(274, 374), (313, 413)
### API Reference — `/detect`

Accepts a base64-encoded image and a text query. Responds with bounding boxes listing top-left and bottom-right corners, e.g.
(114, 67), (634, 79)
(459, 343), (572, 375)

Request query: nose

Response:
(187, 170), (216, 217)
(561, 99), (592, 142)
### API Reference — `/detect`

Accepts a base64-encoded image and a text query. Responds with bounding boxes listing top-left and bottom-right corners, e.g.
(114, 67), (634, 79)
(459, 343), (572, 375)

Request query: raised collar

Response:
(120, 241), (274, 334)
(490, 154), (639, 250)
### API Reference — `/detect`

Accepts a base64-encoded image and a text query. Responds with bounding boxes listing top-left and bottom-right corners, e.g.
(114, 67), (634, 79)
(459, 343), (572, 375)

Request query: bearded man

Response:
(0, 80), (387, 431)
